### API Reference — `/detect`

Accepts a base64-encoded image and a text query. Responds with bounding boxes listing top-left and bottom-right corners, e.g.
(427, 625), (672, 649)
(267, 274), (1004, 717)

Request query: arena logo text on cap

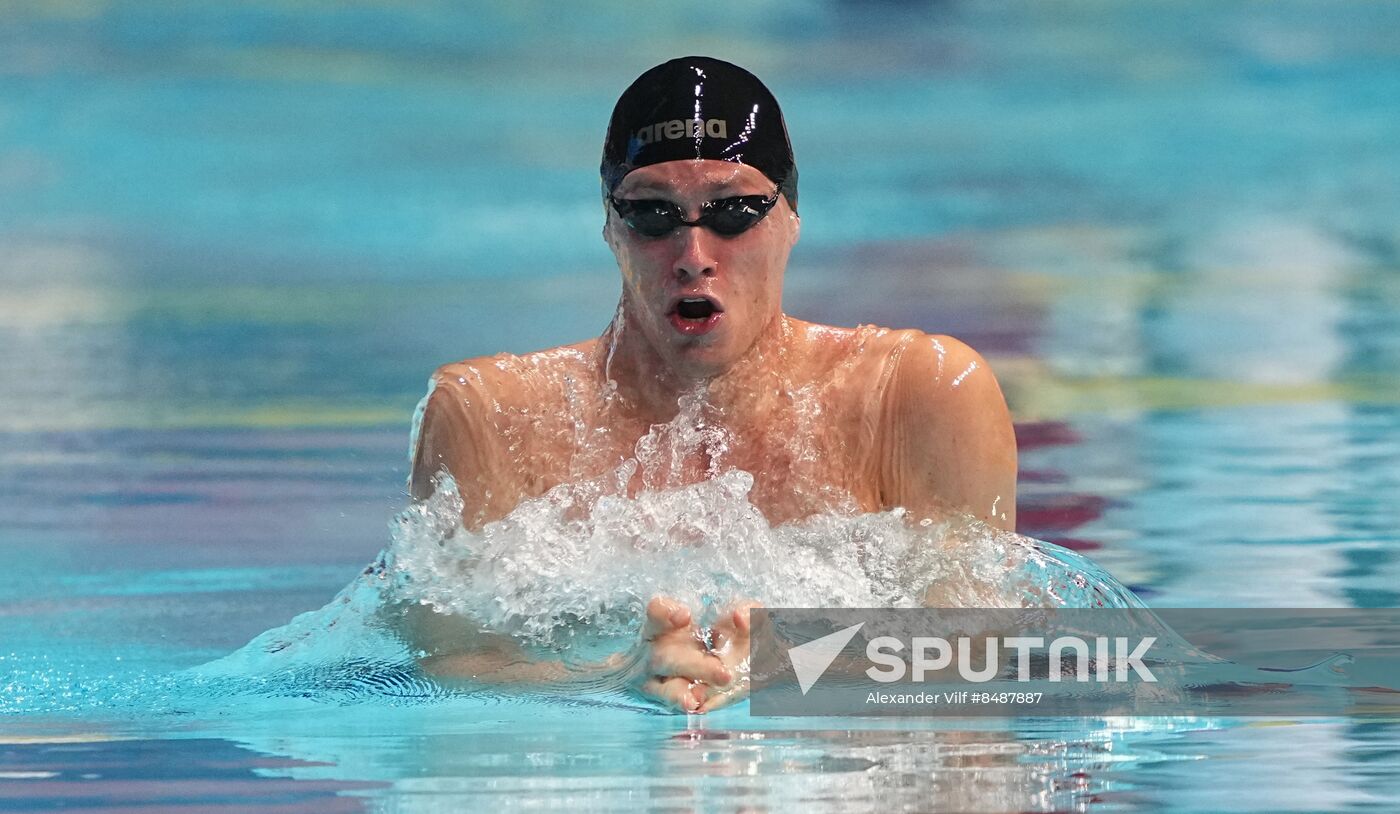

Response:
(634, 118), (729, 146)
(601, 56), (798, 212)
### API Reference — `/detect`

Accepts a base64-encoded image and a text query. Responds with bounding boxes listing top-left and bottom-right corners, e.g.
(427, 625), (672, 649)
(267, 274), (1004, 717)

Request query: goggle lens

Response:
(610, 193), (780, 238)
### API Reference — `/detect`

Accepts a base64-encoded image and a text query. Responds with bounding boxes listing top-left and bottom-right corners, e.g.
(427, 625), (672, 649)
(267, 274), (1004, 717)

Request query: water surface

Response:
(4, 0), (1400, 811)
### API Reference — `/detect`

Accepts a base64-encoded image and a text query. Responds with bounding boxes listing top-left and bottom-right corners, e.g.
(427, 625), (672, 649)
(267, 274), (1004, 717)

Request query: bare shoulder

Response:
(411, 341), (595, 502)
(411, 357), (500, 502)
(426, 339), (598, 416)
(886, 330), (1012, 463)
(784, 317), (910, 373)
(876, 329), (1017, 530)
(893, 331), (1002, 402)
(784, 319), (999, 403)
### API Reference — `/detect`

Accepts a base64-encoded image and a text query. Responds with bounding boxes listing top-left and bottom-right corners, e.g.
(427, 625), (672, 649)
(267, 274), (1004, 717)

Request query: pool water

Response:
(4, 0), (1400, 811)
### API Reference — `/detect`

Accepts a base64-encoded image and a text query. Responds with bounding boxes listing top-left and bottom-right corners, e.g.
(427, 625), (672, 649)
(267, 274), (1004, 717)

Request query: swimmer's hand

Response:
(695, 599), (760, 713)
(411, 596), (753, 714)
(629, 596), (734, 714)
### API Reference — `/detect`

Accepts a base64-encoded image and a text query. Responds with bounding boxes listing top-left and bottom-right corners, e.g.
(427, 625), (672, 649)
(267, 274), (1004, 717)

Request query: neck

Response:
(597, 308), (795, 424)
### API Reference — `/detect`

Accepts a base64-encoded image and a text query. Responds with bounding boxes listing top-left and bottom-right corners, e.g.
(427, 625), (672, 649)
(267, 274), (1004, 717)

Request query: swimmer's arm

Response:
(409, 598), (733, 714)
(409, 363), (516, 530)
(419, 643), (626, 685)
(404, 371), (624, 687)
(880, 334), (1018, 532)
(404, 368), (569, 680)
(395, 602), (613, 685)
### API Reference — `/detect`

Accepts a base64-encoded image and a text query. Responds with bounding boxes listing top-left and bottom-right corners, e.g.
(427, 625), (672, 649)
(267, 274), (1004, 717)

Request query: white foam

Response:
(381, 466), (1143, 651)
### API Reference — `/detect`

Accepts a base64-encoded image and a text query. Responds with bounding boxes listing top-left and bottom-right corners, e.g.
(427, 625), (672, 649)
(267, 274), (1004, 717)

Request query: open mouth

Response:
(675, 297), (719, 320)
(668, 296), (724, 335)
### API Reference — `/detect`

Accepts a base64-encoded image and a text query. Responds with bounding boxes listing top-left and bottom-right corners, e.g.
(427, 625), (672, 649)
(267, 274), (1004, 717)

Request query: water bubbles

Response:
(380, 458), (1142, 652)
(199, 344), (1147, 702)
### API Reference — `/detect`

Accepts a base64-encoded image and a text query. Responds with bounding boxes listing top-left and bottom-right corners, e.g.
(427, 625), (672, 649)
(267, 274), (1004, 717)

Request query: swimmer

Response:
(406, 57), (1017, 713)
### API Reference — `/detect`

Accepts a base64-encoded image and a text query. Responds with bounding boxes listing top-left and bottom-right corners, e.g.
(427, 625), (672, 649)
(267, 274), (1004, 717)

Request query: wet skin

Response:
(409, 160), (1018, 712)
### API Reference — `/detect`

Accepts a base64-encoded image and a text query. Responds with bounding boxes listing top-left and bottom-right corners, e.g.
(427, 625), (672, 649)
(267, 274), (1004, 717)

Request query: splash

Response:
(183, 467), (1151, 709)
(193, 389), (1146, 700)
(380, 347), (1143, 652)
(184, 372), (1365, 711)
(380, 469), (1144, 652)
(181, 376), (1152, 708)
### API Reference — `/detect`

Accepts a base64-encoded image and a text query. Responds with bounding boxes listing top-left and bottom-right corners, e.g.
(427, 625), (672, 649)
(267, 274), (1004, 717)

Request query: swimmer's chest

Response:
(501, 396), (878, 521)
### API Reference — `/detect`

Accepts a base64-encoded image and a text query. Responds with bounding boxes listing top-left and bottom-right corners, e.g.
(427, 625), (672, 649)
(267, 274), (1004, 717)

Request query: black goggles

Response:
(608, 192), (780, 238)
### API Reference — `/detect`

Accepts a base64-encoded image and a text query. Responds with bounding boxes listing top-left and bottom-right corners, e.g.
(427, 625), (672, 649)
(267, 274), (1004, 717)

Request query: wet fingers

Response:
(639, 675), (706, 713)
(650, 639), (732, 687)
(711, 600), (762, 652)
(642, 595), (692, 640)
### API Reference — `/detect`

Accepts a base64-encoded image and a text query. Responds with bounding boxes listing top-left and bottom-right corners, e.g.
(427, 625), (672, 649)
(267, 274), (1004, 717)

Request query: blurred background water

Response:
(3, 0), (1400, 811)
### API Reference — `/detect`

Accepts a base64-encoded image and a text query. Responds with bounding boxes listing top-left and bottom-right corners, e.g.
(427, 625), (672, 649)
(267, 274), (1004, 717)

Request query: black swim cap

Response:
(601, 56), (797, 211)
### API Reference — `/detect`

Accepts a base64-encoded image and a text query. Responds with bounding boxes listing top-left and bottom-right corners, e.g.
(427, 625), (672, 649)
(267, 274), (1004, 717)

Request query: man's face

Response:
(604, 159), (799, 379)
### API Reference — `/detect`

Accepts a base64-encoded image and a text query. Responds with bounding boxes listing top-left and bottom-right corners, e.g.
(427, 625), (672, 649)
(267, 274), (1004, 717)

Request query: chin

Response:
(666, 342), (740, 379)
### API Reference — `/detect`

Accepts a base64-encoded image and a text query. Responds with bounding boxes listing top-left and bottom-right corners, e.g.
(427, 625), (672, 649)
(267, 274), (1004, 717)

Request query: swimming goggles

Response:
(608, 192), (780, 238)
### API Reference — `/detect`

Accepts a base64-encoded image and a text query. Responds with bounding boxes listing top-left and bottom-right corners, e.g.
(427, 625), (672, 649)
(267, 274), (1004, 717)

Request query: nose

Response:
(673, 225), (718, 282)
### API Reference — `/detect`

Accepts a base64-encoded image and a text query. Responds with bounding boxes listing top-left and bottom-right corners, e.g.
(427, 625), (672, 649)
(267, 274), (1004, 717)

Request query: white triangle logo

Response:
(789, 622), (865, 695)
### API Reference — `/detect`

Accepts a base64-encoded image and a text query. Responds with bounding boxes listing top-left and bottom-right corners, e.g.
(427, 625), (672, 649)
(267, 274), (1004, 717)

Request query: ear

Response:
(777, 195), (800, 247)
(602, 203), (619, 251)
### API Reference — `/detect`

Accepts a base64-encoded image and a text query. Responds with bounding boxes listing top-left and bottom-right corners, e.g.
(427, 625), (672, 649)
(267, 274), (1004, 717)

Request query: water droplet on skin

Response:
(382, 467), (1141, 649)
(374, 333), (1146, 659)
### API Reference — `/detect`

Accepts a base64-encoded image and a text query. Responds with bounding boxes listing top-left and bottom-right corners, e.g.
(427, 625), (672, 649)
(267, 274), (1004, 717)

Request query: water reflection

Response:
(6, 0), (1400, 810)
(166, 705), (1400, 812)
(826, 211), (1400, 608)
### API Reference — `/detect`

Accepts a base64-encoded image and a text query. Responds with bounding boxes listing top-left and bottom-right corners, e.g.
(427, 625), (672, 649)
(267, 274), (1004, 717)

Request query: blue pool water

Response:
(5, 1), (1400, 811)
